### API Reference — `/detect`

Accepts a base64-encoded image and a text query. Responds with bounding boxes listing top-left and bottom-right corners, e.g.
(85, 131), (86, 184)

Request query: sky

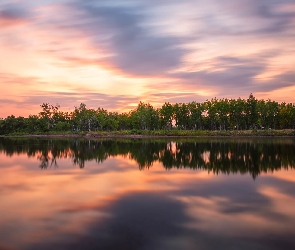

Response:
(0, 0), (295, 117)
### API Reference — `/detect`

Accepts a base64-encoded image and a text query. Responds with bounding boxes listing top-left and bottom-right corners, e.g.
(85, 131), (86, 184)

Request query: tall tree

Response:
(159, 102), (174, 129)
(246, 93), (258, 129)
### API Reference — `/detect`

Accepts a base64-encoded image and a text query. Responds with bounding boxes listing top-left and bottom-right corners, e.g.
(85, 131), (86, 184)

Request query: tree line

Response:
(1, 138), (294, 179)
(1, 94), (295, 134)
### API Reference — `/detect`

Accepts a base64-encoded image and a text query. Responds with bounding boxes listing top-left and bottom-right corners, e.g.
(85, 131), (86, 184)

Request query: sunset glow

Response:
(1, 0), (295, 117)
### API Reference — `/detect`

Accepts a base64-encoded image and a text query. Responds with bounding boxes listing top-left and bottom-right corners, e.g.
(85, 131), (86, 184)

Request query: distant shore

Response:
(1, 129), (295, 138)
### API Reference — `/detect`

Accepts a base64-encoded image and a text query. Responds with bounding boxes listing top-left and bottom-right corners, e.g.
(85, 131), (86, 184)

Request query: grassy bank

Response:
(2, 129), (295, 138)
(86, 129), (295, 137)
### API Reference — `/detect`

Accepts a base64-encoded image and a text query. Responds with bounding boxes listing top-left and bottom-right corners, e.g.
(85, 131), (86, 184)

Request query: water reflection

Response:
(29, 192), (190, 250)
(0, 137), (294, 179)
(0, 138), (295, 250)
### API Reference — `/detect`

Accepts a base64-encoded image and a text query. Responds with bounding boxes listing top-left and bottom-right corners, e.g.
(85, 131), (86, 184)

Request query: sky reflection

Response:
(0, 139), (295, 249)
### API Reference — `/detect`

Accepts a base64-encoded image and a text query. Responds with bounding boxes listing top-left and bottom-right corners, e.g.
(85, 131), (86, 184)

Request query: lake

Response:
(0, 137), (295, 250)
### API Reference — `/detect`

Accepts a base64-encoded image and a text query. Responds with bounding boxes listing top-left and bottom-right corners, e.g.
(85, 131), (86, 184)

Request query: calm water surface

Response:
(0, 137), (295, 250)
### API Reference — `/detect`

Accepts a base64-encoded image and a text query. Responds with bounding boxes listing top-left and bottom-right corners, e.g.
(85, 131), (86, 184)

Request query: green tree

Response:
(173, 103), (190, 129)
(130, 102), (158, 130)
(39, 103), (60, 131)
(229, 98), (246, 130)
(187, 102), (204, 130)
(159, 102), (174, 129)
(205, 98), (220, 130)
(246, 93), (258, 129)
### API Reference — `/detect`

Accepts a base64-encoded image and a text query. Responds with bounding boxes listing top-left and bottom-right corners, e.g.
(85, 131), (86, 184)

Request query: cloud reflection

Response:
(0, 139), (295, 249)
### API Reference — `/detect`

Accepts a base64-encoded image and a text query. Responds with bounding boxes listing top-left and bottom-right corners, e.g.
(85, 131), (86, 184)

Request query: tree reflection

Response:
(0, 137), (294, 179)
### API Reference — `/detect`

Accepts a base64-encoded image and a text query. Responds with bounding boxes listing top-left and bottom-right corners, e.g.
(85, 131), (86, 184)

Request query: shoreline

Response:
(1, 129), (295, 139)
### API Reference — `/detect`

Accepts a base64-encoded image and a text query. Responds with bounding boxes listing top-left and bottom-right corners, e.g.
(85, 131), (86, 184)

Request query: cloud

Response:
(0, 0), (295, 115)
(0, 90), (140, 117)
(22, 91), (140, 111)
(0, 6), (29, 27)
(187, 0), (295, 37)
(254, 1), (295, 35)
(56, 1), (186, 76)
(143, 90), (209, 105)
(170, 55), (294, 98)
(0, 72), (141, 116)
